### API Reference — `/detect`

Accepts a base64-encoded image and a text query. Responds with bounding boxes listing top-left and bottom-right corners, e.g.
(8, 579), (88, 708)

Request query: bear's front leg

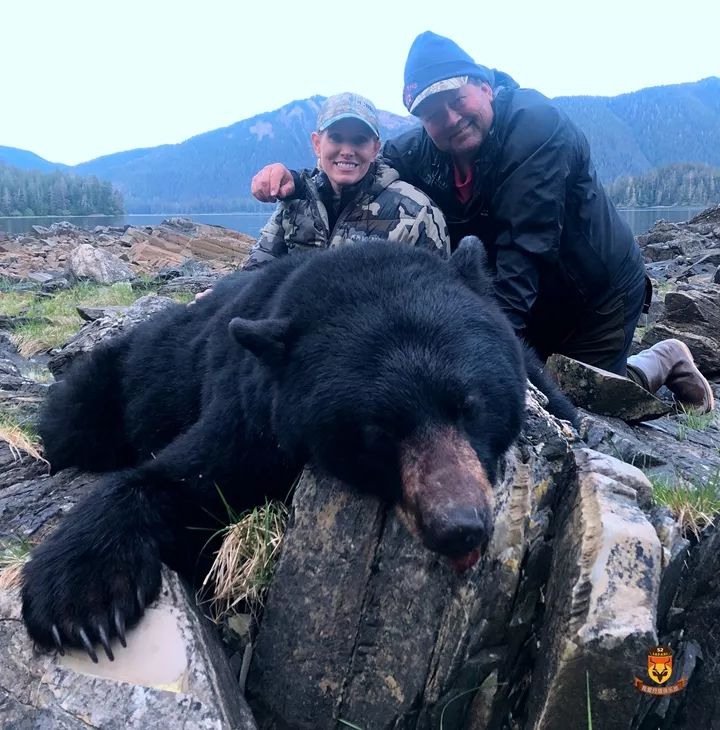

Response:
(21, 469), (167, 661)
(22, 397), (279, 661)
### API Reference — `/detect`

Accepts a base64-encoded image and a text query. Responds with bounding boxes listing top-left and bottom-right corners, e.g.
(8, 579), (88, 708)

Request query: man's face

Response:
(415, 82), (494, 160)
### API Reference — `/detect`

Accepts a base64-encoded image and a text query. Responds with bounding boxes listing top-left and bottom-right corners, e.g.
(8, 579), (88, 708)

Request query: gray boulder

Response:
(67, 243), (135, 284)
(0, 571), (257, 729)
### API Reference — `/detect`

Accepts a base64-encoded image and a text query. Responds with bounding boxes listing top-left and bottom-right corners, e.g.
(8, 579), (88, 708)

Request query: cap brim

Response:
(317, 113), (379, 137)
(409, 76), (469, 114)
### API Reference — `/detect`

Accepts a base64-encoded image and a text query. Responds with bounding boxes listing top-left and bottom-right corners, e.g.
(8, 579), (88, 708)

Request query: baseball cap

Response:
(317, 93), (380, 138)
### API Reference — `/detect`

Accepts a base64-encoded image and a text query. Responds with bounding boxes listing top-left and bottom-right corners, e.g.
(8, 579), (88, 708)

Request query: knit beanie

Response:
(403, 31), (494, 114)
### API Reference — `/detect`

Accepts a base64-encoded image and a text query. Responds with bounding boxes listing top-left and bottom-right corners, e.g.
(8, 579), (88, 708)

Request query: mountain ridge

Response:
(2, 77), (718, 213)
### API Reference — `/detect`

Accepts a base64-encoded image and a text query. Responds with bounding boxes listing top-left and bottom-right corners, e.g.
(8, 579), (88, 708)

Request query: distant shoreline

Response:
(1, 204), (712, 221)
(0, 206), (709, 239)
(0, 211), (269, 221)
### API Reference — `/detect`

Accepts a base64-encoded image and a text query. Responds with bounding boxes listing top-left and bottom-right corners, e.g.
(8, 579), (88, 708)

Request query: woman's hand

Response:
(251, 164), (295, 202)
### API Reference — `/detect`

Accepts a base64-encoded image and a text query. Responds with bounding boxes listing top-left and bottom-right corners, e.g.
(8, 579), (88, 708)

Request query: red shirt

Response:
(453, 164), (473, 204)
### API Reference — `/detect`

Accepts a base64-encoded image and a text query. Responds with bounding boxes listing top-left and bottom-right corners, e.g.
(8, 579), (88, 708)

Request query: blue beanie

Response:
(403, 31), (494, 114)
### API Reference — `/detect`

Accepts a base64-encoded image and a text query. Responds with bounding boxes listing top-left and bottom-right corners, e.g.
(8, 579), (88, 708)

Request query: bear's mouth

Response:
(448, 548), (482, 573)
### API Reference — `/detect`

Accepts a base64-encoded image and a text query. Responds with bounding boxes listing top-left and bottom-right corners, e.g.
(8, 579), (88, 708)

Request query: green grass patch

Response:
(678, 404), (715, 432)
(651, 471), (720, 538)
(0, 280), (182, 356)
(169, 291), (194, 305)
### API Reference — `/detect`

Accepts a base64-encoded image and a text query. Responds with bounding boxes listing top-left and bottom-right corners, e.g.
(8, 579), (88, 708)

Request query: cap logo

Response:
(403, 82), (418, 110)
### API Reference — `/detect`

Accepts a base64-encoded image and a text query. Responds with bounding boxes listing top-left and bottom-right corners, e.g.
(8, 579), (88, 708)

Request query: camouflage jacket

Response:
(242, 161), (450, 270)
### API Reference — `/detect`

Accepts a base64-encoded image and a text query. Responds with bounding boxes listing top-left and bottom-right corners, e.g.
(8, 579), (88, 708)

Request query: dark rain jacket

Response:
(243, 161), (450, 270)
(382, 75), (647, 338)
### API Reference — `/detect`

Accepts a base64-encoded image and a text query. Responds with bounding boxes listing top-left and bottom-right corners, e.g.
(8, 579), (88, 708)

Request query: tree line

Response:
(608, 163), (720, 208)
(0, 163), (124, 217)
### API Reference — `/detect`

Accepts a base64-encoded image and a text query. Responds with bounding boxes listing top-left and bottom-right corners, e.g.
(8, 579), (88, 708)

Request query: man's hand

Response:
(251, 164), (295, 202)
(187, 288), (212, 307)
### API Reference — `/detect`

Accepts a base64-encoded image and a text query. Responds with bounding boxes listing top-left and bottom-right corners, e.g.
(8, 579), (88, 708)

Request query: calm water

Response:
(0, 206), (707, 238)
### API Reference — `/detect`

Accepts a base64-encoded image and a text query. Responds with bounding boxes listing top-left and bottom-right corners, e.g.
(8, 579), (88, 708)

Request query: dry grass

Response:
(651, 471), (720, 539)
(0, 415), (46, 464)
(199, 501), (289, 623)
(0, 537), (32, 589)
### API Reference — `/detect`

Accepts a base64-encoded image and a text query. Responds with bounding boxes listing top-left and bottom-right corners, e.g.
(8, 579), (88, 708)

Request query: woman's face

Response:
(311, 118), (381, 192)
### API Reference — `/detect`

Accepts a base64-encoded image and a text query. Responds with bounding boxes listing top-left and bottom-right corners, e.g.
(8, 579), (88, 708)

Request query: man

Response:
(251, 32), (714, 413)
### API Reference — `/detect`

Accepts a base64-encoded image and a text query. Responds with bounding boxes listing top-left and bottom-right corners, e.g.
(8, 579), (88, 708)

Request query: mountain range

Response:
(2, 77), (719, 213)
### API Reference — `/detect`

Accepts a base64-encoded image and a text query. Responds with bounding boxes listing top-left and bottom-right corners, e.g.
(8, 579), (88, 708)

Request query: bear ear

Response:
(228, 317), (292, 367)
(449, 236), (493, 297)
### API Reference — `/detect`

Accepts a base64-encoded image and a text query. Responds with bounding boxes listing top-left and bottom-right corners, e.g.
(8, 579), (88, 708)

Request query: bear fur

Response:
(21, 239), (575, 658)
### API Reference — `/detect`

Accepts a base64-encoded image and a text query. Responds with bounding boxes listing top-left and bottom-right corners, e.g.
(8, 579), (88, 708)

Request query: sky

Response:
(3, 0), (718, 166)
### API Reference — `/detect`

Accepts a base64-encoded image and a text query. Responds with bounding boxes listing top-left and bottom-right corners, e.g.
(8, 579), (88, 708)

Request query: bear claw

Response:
(114, 609), (127, 648)
(51, 624), (65, 656)
(78, 628), (99, 663)
(97, 624), (114, 661)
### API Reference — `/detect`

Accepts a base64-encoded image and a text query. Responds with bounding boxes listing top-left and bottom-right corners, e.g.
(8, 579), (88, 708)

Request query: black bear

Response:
(21, 239), (574, 661)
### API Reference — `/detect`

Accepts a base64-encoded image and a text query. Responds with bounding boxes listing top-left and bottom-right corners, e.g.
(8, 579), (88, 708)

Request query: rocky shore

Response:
(0, 209), (719, 729)
(0, 217), (255, 285)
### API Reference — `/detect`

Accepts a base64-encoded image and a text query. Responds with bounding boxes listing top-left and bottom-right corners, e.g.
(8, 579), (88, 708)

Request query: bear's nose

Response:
(424, 506), (491, 557)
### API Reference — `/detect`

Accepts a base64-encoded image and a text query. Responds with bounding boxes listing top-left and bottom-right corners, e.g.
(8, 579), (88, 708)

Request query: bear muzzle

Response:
(397, 426), (494, 572)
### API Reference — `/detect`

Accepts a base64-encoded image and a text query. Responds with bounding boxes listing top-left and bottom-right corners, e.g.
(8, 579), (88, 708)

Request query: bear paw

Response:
(21, 530), (162, 662)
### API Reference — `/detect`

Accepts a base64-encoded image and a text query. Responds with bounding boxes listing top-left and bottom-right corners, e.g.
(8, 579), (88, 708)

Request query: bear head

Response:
(229, 240), (527, 571)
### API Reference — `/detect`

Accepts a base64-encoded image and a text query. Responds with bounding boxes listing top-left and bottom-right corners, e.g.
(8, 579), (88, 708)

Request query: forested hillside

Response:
(0, 163), (124, 217)
(554, 77), (720, 182)
(608, 163), (720, 207)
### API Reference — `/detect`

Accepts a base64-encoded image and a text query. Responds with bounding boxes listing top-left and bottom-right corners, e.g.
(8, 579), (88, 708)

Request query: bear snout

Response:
(420, 505), (492, 558)
(398, 426), (494, 567)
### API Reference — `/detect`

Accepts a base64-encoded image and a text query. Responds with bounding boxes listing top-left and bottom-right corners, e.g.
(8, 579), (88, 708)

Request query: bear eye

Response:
(461, 393), (483, 419)
(361, 423), (387, 449)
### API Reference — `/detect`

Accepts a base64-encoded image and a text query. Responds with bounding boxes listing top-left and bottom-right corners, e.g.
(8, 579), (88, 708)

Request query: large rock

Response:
(248, 390), (575, 729)
(581, 405), (720, 488)
(47, 295), (176, 377)
(660, 523), (720, 727)
(67, 243), (136, 284)
(0, 366), (49, 426)
(545, 354), (671, 422)
(0, 571), (257, 729)
(525, 449), (661, 729)
(246, 391), (673, 729)
(0, 219), (256, 282)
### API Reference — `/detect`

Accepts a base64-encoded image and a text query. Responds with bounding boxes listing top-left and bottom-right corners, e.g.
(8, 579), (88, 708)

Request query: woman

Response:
(242, 92), (450, 270)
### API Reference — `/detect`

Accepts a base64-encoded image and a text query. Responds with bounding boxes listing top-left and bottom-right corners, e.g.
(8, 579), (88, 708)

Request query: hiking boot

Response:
(626, 339), (715, 414)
